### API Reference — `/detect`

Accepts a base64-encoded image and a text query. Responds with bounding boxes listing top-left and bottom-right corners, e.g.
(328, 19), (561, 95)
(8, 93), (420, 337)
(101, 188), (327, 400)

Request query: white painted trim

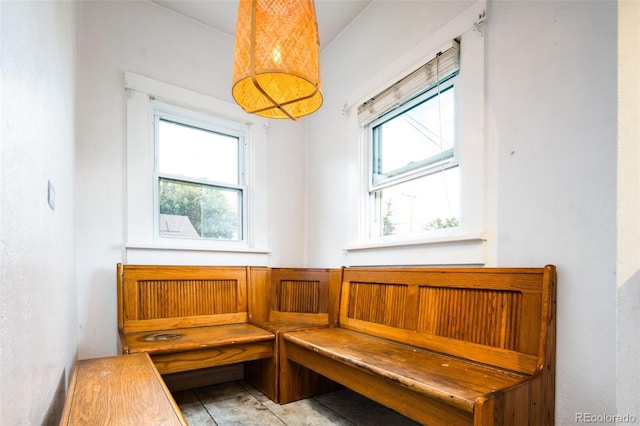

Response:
(345, 0), (487, 266)
(343, 0), (486, 112)
(345, 234), (486, 266)
(124, 71), (253, 124)
(345, 232), (486, 251)
(123, 72), (270, 259)
(125, 241), (270, 253)
(124, 245), (270, 266)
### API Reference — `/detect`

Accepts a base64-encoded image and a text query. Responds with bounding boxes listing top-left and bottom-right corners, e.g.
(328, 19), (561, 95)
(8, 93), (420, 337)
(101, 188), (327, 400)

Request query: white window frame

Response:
(152, 103), (248, 243)
(124, 72), (270, 265)
(366, 75), (459, 240)
(344, 1), (487, 266)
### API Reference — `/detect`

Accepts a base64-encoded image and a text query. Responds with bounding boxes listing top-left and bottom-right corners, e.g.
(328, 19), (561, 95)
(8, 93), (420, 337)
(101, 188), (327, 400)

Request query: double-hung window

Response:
(361, 41), (460, 240)
(346, 4), (485, 266)
(125, 72), (269, 264)
(154, 106), (246, 242)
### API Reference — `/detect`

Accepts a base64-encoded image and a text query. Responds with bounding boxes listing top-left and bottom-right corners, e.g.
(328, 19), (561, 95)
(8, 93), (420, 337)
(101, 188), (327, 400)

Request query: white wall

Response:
(0, 1), (78, 423)
(617, 0), (640, 419)
(487, 1), (618, 422)
(7, 0), (628, 423)
(75, 1), (307, 359)
(267, 120), (309, 267)
(309, 0), (621, 423)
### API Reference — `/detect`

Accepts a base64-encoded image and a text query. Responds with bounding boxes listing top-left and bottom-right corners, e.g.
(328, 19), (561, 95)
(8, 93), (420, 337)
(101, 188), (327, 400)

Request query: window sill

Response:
(344, 233), (486, 266)
(124, 242), (271, 265)
(126, 241), (271, 254)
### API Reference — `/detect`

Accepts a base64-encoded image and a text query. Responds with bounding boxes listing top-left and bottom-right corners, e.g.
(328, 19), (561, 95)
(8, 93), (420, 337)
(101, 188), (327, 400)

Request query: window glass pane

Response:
(374, 166), (459, 237)
(158, 119), (239, 184)
(159, 178), (242, 241)
(373, 86), (454, 184)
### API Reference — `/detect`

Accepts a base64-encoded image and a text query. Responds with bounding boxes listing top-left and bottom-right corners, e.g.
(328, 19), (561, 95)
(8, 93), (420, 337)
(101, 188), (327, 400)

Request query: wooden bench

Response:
(281, 266), (557, 425)
(117, 264), (275, 376)
(59, 353), (187, 425)
(245, 267), (343, 403)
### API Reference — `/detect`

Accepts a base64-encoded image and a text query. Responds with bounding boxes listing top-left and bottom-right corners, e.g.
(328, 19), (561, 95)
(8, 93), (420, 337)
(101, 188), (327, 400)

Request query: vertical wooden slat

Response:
(247, 267), (270, 323)
(347, 282), (356, 319)
(135, 279), (240, 320)
(404, 285), (419, 331)
(117, 263), (124, 332)
(328, 268), (343, 327)
(237, 268), (248, 313)
(542, 265), (557, 424)
(277, 280), (321, 313)
(512, 291), (522, 350)
(473, 395), (496, 426)
(499, 291), (508, 349)
(346, 282), (407, 328)
(505, 384), (530, 426)
(413, 286), (523, 350)
(372, 284), (382, 324)
(476, 290), (487, 347)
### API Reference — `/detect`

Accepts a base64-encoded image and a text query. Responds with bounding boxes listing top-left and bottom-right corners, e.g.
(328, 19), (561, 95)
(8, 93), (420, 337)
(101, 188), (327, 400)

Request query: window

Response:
(154, 109), (246, 242)
(362, 41), (460, 240)
(344, 2), (486, 266)
(124, 71), (270, 263)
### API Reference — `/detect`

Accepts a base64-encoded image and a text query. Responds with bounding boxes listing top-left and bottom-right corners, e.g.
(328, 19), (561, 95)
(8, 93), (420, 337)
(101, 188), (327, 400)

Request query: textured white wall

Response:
(0, 1), (78, 423)
(617, 0), (640, 420)
(486, 2), (617, 422)
(310, 0), (620, 423)
(1, 1), (631, 424)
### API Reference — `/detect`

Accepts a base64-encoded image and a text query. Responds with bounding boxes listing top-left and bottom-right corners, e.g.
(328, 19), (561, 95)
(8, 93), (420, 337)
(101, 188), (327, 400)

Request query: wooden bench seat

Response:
(123, 324), (275, 374)
(285, 328), (527, 417)
(281, 266), (557, 425)
(124, 323), (274, 355)
(59, 353), (187, 425)
(117, 264), (275, 375)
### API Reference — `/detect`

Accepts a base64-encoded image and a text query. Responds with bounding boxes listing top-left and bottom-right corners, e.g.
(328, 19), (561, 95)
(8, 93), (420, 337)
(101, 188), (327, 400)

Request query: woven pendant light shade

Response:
(232, 0), (323, 120)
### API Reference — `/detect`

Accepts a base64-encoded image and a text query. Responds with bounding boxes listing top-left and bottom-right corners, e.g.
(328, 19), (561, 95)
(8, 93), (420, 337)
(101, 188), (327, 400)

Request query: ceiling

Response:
(151, 0), (373, 50)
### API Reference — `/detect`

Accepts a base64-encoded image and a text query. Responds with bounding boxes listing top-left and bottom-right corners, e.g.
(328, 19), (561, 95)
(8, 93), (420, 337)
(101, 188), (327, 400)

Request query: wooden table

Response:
(60, 353), (187, 425)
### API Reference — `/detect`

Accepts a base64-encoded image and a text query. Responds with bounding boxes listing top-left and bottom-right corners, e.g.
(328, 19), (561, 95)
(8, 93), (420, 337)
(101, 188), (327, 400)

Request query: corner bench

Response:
(245, 267), (343, 403)
(117, 264), (275, 375)
(281, 266), (557, 425)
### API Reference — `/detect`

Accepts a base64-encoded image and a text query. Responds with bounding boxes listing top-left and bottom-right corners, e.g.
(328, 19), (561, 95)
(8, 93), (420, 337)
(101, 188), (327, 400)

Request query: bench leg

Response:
(278, 333), (341, 404)
(245, 357), (277, 401)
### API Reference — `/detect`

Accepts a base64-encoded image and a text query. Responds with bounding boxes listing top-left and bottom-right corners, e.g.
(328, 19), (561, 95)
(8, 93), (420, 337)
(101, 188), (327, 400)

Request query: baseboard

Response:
(162, 363), (244, 392)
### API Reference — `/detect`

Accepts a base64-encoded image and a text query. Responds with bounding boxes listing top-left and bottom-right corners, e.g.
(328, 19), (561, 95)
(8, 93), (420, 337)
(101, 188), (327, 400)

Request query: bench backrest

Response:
(118, 264), (249, 334)
(338, 266), (556, 375)
(248, 267), (342, 326)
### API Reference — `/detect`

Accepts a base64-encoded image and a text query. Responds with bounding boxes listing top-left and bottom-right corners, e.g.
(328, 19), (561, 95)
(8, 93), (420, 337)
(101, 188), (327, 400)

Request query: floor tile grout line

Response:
(259, 403), (292, 426)
(311, 396), (359, 426)
(192, 388), (219, 425)
(248, 391), (353, 426)
(243, 390), (287, 426)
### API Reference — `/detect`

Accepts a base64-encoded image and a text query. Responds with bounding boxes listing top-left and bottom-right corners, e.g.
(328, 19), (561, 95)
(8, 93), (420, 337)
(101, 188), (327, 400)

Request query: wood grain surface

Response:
(59, 353), (186, 425)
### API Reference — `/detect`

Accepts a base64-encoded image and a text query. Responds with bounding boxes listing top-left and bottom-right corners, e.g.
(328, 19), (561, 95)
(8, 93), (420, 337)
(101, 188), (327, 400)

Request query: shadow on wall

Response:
(43, 369), (66, 425)
(617, 268), (640, 420)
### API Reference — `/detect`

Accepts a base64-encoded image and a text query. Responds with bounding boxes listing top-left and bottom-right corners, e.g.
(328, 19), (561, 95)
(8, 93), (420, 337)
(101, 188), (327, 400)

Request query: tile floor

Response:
(172, 380), (420, 426)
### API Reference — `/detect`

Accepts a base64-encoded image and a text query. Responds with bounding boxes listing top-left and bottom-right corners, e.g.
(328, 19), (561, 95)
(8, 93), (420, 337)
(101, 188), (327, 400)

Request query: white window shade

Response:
(357, 40), (460, 126)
